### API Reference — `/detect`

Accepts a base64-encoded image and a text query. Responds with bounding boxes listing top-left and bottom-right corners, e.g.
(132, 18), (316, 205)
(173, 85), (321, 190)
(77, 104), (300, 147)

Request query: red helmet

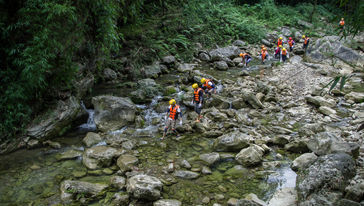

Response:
(289, 37), (292, 40)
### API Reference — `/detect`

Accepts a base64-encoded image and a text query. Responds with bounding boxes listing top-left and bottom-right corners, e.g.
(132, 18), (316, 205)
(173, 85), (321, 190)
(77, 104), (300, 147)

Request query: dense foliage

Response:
(0, 0), (362, 142)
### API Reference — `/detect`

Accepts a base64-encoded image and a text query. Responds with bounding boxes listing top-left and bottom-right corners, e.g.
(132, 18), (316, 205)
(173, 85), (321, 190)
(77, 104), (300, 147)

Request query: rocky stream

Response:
(0, 30), (363, 206)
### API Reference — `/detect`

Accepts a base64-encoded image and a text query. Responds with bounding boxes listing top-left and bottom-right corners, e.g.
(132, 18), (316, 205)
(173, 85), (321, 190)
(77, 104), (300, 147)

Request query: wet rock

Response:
(284, 140), (309, 153)
(59, 149), (82, 161)
(173, 170), (200, 179)
(177, 63), (197, 72)
(345, 92), (364, 103)
(103, 68), (117, 80)
(296, 153), (356, 205)
(116, 154), (139, 173)
(305, 96), (336, 108)
(122, 140), (137, 150)
(110, 176), (126, 190)
(154, 199), (182, 206)
(215, 61), (229, 71)
(202, 166), (212, 174)
(209, 46), (240, 61)
(235, 144), (264, 167)
(111, 193), (129, 206)
(267, 187), (297, 206)
(127, 175), (163, 201)
(181, 160), (191, 169)
(213, 131), (252, 152)
(83, 132), (102, 147)
(291, 153), (318, 171)
(199, 152), (220, 165)
(82, 146), (123, 170)
(92, 96), (136, 132)
(60, 180), (108, 203)
(27, 96), (82, 140)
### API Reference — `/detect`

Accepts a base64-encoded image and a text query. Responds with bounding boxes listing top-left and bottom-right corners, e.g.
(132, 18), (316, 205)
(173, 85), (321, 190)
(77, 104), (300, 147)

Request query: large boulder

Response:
(130, 79), (160, 104)
(27, 96), (82, 140)
(154, 199), (182, 206)
(103, 68), (117, 81)
(198, 52), (211, 61)
(92, 96), (136, 132)
(296, 153), (356, 206)
(209, 46), (240, 61)
(205, 95), (230, 109)
(116, 154), (139, 173)
(60, 180), (108, 203)
(144, 63), (162, 78)
(214, 61), (229, 71)
(235, 144), (265, 167)
(83, 132), (103, 147)
(291, 153), (318, 171)
(82, 146), (123, 170)
(127, 175), (163, 201)
(213, 131), (252, 152)
(284, 140), (309, 153)
(162, 56), (176, 67)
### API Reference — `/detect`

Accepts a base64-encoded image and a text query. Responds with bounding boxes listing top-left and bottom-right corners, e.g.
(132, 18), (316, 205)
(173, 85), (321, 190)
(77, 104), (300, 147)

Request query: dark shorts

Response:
(194, 103), (202, 114)
(282, 55), (287, 62)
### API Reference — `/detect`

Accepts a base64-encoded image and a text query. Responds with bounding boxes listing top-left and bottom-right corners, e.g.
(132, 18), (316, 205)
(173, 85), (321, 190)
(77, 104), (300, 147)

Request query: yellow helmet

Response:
(201, 78), (206, 84)
(169, 99), (176, 105)
(279, 37), (283, 40)
(192, 83), (198, 89)
(282, 48), (286, 51)
(302, 35), (306, 38)
(279, 45), (282, 48)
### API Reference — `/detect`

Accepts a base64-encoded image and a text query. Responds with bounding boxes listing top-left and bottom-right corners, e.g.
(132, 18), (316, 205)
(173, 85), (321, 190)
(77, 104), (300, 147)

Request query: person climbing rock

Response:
(287, 37), (295, 52)
(275, 45), (282, 59)
(162, 99), (182, 139)
(302, 35), (310, 52)
(260, 47), (269, 64)
(277, 37), (283, 47)
(191, 83), (204, 122)
(201, 78), (216, 95)
(280, 48), (289, 63)
(239, 52), (252, 67)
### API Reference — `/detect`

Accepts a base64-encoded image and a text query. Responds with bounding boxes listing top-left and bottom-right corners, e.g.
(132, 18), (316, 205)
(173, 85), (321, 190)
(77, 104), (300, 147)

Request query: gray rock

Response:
(44, 140), (61, 149)
(243, 92), (264, 109)
(296, 153), (356, 204)
(213, 131), (252, 152)
(130, 79), (161, 104)
(117, 154), (139, 173)
(245, 193), (267, 206)
(305, 96), (336, 108)
(122, 140), (137, 150)
(199, 152), (220, 165)
(205, 96), (230, 109)
(298, 20), (313, 28)
(236, 199), (261, 206)
(345, 181), (364, 202)
(205, 107), (228, 121)
(202, 166), (212, 174)
(199, 52), (211, 61)
(232, 98), (247, 109)
(177, 63), (197, 72)
(83, 132), (102, 147)
(144, 63), (162, 78)
(284, 140), (309, 153)
(127, 175), (163, 201)
(181, 160), (192, 169)
(58, 149), (82, 161)
(215, 61), (229, 71)
(209, 46), (240, 61)
(103, 68), (117, 80)
(291, 153), (318, 171)
(173, 170), (200, 179)
(272, 135), (290, 146)
(235, 144), (264, 167)
(82, 146), (123, 170)
(335, 199), (361, 206)
(267, 187), (297, 206)
(162, 56), (176, 65)
(345, 92), (364, 103)
(233, 40), (246, 47)
(290, 55), (302, 64)
(74, 74), (94, 99)
(60, 180), (108, 203)
(281, 27), (292, 37)
(261, 39), (273, 47)
(110, 176), (126, 190)
(318, 106), (337, 116)
(228, 198), (239, 206)
(27, 96), (82, 140)
(92, 96), (136, 132)
(154, 199), (182, 206)
(111, 193), (129, 206)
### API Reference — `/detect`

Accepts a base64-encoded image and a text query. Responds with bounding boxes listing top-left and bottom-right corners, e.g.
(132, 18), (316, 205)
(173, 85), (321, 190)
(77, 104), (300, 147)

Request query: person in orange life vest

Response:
(277, 37), (283, 47)
(239, 53), (252, 67)
(191, 83), (204, 122)
(162, 99), (182, 139)
(261, 45), (265, 53)
(302, 35), (310, 51)
(287, 37), (295, 52)
(201, 78), (216, 95)
(339, 18), (345, 28)
(259, 47), (269, 64)
(275, 45), (282, 59)
(280, 48), (289, 63)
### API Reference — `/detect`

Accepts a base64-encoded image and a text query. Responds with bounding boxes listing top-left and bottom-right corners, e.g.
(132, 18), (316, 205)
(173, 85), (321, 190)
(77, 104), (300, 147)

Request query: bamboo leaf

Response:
(339, 76), (347, 91)
(329, 76), (341, 93)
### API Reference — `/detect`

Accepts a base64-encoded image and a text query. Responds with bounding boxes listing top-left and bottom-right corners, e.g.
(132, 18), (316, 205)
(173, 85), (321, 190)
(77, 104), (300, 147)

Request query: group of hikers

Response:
(162, 18), (346, 139)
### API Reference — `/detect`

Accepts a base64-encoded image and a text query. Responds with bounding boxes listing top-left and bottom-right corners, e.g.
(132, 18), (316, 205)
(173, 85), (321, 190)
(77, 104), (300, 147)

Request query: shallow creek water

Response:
(0, 61), (297, 205)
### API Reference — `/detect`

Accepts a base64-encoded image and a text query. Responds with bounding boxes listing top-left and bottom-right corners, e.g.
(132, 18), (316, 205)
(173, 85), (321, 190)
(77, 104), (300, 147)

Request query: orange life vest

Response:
(169, 105), (180, 120)
(340, 20), (345, 26)
(194, 88), (203, 102)
(203, 79), (213, 90)
(304, 37), (310, 45)
(277, 39), (283, 46)
(261, 51), (267, 61)
(288, 40), (294, 47)
(282, 50), (287, 55)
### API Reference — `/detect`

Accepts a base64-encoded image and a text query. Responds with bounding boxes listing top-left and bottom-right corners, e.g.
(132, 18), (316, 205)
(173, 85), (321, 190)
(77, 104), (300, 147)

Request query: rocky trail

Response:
(0, 30), (363, 206)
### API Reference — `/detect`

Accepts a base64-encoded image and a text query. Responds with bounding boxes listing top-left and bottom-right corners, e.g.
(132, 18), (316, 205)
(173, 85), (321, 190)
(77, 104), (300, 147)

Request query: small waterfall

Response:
(78, 101), (97, 132)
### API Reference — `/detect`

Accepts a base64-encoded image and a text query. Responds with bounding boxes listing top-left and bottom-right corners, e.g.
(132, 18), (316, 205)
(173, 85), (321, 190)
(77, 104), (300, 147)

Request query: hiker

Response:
(260, 47), (269, 64)
(239, 53), (252, 67)
(261, 45), (265, 53)
(302, 35), (310, 52)
(287, 37), (295, 52)
(192, 83), (204, 122)
(162, 99), (182, 139)
(277, 37), (283, 47)
(339, 18), (345, 28)
(201, 78), (216, 95)
(280, 47), (289, 63)
(275, 45), (282, 59)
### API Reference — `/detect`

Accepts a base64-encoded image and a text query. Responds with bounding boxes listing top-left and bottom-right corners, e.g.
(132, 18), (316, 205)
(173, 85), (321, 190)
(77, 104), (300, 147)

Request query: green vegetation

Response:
(0, 0), (362, 142)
